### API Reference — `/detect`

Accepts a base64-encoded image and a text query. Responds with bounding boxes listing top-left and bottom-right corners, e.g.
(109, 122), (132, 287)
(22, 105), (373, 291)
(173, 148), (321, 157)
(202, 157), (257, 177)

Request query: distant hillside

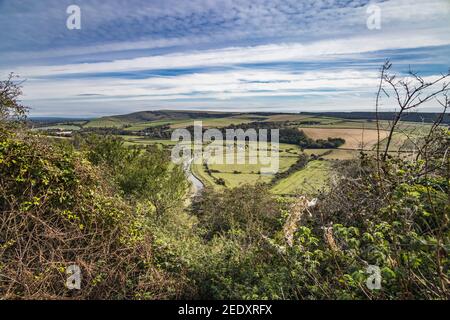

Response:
(29, 117), (89, 124)
(57, 110), (450, 129)
(97, 110), (450, 124)
(104, 110), (242, 122)
(303, 112), (450, 124)
(84, 110), (248, 128)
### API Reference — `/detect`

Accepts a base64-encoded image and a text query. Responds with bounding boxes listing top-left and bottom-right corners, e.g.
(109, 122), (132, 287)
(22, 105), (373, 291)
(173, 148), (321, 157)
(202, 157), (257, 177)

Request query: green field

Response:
(191, 141), (295, 190)
(214, 173), (272, 188)
(33, 124), (82, 131)
(121, 136), (178, 146)
(271, 160), (332, 196)
(83, 117), (129, 128)
(186, 139), (333, 194)
(123, 120), (180, 131)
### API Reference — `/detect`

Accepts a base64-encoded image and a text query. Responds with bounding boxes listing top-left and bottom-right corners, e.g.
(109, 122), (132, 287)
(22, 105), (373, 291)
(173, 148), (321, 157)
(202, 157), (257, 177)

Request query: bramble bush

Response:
(0, 128), (189, 299)
(186, 129), (449, 300)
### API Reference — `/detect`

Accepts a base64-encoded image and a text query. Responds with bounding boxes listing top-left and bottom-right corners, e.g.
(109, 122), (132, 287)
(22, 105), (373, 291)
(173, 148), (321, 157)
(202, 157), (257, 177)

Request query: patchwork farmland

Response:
(34, 110), (433, 197)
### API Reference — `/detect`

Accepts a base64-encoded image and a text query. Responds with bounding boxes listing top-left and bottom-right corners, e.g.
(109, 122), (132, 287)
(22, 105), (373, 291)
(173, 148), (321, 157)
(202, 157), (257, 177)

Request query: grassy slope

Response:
(271, 160), (332, 196)
(83, 117), (128, 128)
(170, 117), (256, 129)
(214, 173), (272, 188)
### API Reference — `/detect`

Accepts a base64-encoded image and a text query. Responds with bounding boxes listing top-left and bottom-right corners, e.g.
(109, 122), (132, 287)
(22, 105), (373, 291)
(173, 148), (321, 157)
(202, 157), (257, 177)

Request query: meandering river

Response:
(184, 158), (204, 196)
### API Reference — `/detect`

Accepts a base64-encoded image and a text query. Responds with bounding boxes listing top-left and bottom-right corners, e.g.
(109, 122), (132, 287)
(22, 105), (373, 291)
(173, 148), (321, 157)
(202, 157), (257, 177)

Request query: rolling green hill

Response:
(83, 110), (306, 128)
(85, 110), (245, 128)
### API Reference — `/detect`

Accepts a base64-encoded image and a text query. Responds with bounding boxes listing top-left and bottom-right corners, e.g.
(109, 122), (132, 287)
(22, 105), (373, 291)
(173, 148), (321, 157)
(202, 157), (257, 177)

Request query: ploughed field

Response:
(301, 128), (389, 150)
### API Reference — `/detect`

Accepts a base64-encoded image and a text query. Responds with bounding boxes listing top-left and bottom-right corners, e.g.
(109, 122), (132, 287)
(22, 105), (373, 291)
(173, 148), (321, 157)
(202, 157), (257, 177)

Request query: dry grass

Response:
(283, 196), (316, 247)
(302, 128), (389, 150)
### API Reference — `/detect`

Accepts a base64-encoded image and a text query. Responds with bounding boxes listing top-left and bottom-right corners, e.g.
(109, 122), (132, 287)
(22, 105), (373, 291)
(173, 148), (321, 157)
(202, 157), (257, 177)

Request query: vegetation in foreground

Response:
(1, 64), (449, 299)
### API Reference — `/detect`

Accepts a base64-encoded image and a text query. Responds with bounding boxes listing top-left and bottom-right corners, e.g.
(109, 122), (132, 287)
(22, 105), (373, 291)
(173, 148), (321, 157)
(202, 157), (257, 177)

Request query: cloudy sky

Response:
(0, 0), (449, 117)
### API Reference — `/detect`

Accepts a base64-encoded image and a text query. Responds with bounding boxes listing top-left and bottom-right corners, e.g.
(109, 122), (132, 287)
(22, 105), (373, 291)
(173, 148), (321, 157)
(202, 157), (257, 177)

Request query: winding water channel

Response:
(184, 158), (205, 196)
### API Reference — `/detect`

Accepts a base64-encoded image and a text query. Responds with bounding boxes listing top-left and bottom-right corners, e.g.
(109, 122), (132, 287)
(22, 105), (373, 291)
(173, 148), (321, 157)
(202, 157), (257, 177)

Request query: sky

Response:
(0, 0), (449, 117)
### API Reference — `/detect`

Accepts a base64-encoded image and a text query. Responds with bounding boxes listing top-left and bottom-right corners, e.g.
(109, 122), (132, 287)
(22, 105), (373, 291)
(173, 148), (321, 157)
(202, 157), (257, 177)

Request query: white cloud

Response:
(8, 27), (450, 80)
(20, 69), (379, 101)
(1, 0), (449, 115)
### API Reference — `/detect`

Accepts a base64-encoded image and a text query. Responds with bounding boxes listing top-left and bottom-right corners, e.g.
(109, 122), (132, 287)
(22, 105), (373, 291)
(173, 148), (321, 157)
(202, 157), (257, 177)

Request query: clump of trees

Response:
(183, 123), (345, 149)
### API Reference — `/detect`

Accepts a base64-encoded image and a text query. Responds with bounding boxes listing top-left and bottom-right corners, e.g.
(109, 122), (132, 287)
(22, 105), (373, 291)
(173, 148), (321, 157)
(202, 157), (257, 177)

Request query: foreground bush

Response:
(0, 128), (185, 299)
(188, 129), (449, 300)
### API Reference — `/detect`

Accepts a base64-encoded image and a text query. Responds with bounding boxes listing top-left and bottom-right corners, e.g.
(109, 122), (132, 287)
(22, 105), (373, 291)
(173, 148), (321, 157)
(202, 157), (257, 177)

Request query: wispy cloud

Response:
(0, 0), (449, 116)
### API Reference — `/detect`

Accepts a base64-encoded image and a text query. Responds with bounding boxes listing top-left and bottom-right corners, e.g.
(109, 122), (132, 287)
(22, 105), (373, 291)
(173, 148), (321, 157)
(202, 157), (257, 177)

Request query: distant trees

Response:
(279, 127), (308, 145)
(277, 128), (344, 148)
(183, 123), (345, 149)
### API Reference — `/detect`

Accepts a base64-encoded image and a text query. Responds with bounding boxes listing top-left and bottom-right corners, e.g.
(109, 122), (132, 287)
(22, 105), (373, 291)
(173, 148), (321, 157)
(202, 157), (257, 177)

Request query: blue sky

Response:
(0, 0), (449, 117)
